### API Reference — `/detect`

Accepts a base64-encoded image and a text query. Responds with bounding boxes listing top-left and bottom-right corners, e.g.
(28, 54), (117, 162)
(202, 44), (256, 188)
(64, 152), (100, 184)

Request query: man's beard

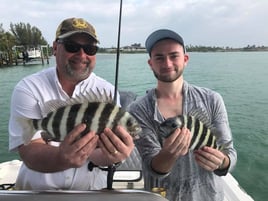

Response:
(153, 67), (183, 83)
(65, 60), (91, 81)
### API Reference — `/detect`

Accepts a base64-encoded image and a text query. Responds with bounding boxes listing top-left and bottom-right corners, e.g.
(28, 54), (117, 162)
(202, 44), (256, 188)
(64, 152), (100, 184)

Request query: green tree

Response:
(0, 23), (6, 51)
(0, 23), (3, 34)
(10, 22), (47, 48)
(0, 24), (17, 65)
(0, 24), (16, 51)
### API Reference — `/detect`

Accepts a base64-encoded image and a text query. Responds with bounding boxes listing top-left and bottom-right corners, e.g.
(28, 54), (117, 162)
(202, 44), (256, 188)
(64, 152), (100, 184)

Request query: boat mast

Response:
(107, 0), (123, 190)
(113, 0), (123, 104)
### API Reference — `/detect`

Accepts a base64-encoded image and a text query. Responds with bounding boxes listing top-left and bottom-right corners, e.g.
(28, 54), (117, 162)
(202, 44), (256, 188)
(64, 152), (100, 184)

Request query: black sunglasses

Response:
(57, 40), (98, 56)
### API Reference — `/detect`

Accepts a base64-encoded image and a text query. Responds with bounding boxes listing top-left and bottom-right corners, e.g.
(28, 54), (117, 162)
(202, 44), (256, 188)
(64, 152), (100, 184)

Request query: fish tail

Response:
(16, 117), (35, 145)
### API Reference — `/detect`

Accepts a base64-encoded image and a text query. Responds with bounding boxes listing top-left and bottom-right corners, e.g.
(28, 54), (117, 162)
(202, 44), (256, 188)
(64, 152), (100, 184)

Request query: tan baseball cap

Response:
(55, 17), (99, 42)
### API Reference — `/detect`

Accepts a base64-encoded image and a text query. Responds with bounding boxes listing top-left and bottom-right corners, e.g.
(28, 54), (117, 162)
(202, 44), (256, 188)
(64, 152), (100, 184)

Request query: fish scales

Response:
(40, 112), (52, 131)
(91, 102), (106, 134)
(66, 104), (81, 134)
(48, 110), (59, 139)
(111, 107), (128, 132)
(52, 106), (66, 139)
(189, 116), (202, 149)
(105, 104), (121, 130)
(159, 115), (220, 150)
(193, 120), (207, 149)
(80, 102), (99, 137)
(196, 126), (210, 148)
(59, 105), (72, 139)
(202, 128), (212, 147)
(97, 102), (117, 134)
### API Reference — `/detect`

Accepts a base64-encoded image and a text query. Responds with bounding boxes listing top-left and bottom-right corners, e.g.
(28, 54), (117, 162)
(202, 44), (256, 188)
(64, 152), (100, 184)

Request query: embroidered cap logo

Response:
(72, 18), (88, 29)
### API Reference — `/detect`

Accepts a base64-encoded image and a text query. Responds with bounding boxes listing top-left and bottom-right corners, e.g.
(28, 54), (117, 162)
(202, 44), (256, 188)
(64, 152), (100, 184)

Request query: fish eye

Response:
(126, 119), (134, 127)
(172, 123), (177, 128)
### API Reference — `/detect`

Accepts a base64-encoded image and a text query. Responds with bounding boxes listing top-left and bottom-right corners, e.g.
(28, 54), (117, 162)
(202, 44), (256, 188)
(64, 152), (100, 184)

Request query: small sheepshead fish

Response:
(19, 88), (142, 144)
(159, 115), (221, 151)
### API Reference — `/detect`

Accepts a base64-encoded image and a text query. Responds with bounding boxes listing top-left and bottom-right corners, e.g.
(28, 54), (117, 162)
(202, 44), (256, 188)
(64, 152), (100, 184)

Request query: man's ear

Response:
(184, 54), (189, 64)
(148, 59), (153, 71)
(52, 41), (57, 56)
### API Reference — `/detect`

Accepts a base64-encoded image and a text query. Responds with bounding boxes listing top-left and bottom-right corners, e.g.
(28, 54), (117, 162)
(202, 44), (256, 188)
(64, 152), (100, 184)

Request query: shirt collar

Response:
(53, 68), (96, 98)
(152, 81), (189, 122)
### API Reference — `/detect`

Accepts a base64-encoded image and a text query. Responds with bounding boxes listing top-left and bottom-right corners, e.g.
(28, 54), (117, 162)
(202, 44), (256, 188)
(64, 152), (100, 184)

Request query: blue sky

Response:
(1, 0), (267, 48)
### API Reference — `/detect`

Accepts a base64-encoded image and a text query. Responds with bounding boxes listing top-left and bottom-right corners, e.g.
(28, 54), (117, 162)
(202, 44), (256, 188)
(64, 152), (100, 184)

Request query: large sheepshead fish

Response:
(19, 88), (141, 144)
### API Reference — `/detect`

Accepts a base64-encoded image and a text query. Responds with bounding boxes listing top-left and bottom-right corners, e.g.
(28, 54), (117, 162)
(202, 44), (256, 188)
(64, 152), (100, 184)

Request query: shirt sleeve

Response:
(9, 81), (42, 151)
(210, 92), (237, 176)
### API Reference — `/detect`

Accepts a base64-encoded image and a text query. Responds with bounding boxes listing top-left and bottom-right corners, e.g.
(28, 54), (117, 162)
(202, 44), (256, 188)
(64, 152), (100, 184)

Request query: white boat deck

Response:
(0, 160), (254, 200)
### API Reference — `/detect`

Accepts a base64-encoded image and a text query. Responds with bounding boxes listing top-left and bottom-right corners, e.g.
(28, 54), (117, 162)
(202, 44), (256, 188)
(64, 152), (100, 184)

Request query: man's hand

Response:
(18, 123), (98, 172)
(97, 125), (135, 165)
(151, 127), (192, 174)
(162, 127), (192, 157)
(58, 123), (99, 168)
(194, 146), (228, 171)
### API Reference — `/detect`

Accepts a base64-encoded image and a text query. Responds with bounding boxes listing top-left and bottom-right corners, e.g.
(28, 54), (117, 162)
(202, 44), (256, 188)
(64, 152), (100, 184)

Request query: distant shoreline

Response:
(1, 47), (267, 67)
(98, 46), (268, 53)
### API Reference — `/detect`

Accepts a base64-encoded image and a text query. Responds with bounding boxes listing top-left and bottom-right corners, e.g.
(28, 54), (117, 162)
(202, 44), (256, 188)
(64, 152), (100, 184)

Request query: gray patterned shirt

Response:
(128, 81), (237, 201)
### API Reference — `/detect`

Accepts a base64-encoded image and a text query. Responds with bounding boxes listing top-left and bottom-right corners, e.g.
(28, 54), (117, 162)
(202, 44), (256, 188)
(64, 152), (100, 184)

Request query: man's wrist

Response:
(218, 157), (226, 169)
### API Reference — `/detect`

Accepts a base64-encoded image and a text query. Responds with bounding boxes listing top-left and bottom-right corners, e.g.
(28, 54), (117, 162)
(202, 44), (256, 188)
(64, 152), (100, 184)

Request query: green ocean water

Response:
(0, 52), (267, 201)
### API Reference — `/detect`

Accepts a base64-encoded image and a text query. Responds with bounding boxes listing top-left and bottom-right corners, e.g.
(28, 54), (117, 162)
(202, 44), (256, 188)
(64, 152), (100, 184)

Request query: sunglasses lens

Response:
(84, 46), (98, 55)
(59, 41), (98, 56)
(64, 43), (80, 53)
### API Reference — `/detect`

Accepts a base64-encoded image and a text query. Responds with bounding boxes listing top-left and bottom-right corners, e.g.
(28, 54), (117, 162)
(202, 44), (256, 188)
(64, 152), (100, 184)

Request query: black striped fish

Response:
(159, 115), (220, 150)
(19, 89), (142, 144)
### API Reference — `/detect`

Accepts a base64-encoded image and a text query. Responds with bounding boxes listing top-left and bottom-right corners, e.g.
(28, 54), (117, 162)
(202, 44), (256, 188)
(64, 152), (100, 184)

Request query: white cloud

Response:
(1, 0), (267, 47)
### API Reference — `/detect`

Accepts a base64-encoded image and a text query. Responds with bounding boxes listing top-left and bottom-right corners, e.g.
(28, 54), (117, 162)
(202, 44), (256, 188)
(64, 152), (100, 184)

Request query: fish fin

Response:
(188, 109), (211, 128)
(42, 88), (114, 116)
(41, 131), (55, 142)
(208, 127), (224, 150)
(42, 99), (69, 116)
(16, 117), (35, 145)
(91, 87), (113, 102)
(74, 88), (113, 103)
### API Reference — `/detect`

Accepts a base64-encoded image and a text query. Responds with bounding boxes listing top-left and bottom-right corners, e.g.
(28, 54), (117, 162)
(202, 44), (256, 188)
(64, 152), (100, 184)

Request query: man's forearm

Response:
(18, 141), (70, 172)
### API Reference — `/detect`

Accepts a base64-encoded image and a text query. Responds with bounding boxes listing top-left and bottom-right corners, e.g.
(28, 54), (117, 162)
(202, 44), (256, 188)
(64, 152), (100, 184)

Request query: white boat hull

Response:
(0, 160), (254, 201)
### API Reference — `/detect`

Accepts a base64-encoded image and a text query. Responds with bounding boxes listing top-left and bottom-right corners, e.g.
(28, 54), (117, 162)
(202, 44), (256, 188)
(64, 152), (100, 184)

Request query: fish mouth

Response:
(131, 133), (140, 140)
(129, 126), (142, 139)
